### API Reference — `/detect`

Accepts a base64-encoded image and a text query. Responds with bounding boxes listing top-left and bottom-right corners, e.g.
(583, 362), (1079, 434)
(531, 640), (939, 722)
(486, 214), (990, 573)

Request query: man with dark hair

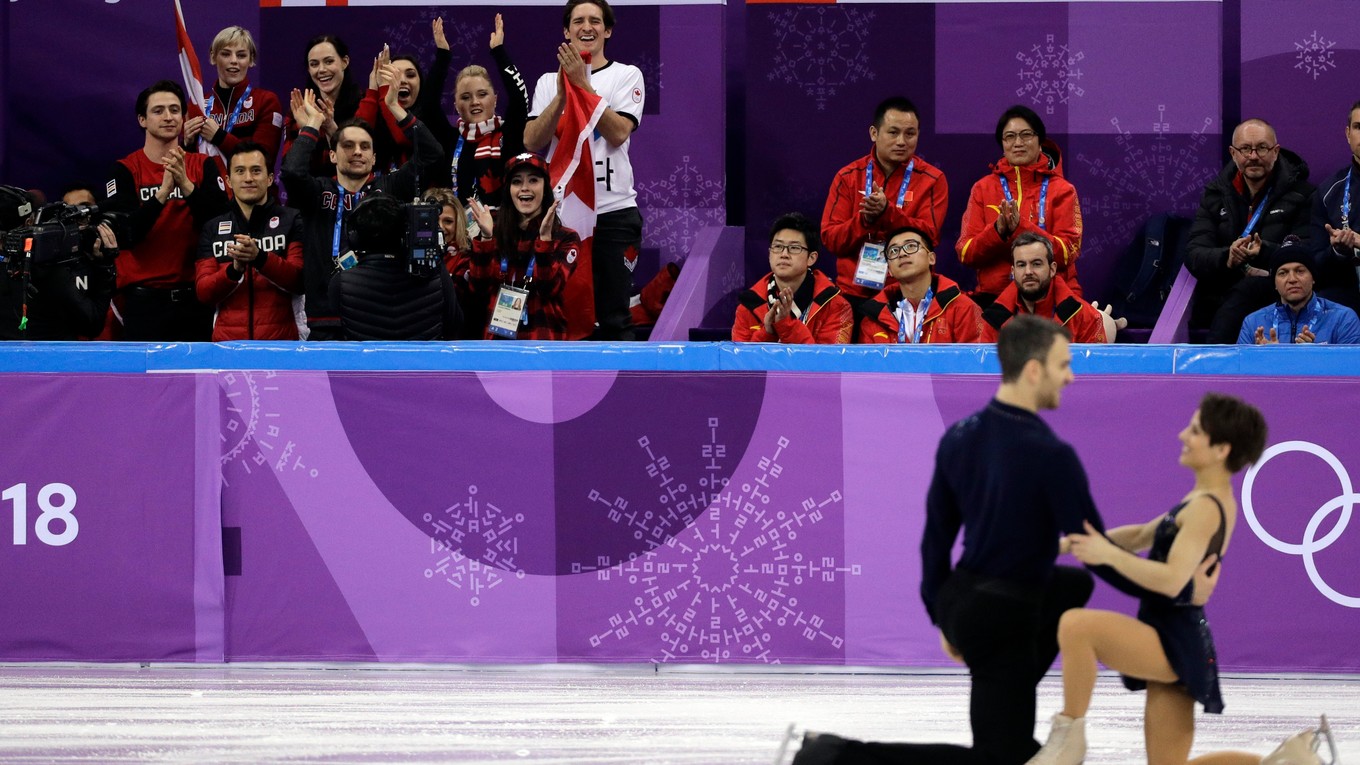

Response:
(856, 225), (982, 343)
(1237, 237), (1360, 344)
(792, 315), (1102, 765)
(957, 105), (1083, 308)
(980, 232), (1107, 343)
(821, 96), (949, 317)
(1308, 100), (1360, 313)
(525, 0), (645, 341)
(196, 140), (305, 340)
(327, 193), (461, 340)
(282, 73), (443, 340)
(102, 79), (227, 340)
(1185, 118), (1314, 343)
(732, 212), (852, 344)
(60, 184), (99, 207)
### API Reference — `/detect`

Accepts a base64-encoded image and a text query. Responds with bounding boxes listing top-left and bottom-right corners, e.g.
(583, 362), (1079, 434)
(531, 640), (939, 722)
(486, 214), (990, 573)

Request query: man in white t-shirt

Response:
(525, 0), (645, 341)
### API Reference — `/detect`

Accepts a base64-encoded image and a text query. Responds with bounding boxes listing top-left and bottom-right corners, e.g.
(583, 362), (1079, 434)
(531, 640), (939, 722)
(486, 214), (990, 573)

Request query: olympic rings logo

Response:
(1241, 440), (1358, 608)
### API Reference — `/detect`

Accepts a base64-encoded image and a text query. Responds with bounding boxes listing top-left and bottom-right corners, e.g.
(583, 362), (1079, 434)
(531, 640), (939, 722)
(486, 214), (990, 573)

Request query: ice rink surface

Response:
(0, 665), (1352, 763)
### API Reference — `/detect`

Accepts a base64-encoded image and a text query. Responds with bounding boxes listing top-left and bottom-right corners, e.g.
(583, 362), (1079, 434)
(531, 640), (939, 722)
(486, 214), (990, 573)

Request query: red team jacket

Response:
(956, 141), (1084, 298)
(979, 275), (1106, 344)
(105, 149), (225, 289)
(467, 228), (578, 340)
(821, 153), (949, 301)
(195, 201), (305, 340)
(733, 270), (854, 344)
(201, 79), (284, 163)
(856, 274), (983, 344)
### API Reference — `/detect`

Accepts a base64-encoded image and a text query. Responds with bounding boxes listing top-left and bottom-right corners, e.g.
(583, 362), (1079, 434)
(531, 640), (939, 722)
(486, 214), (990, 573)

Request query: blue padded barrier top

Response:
(0, 342), (1357, 376)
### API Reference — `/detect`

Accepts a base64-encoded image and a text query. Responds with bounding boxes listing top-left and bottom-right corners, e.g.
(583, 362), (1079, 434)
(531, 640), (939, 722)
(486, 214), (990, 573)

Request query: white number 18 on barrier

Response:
(5, 483), (79, 546)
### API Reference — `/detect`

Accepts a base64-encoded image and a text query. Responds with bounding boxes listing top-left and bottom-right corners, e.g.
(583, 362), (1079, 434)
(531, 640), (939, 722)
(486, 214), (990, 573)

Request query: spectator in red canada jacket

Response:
(102, 80), (227, 341)
(821, 96), (949, 311)
(465, 153), (574, 340)
(424, 186), (487, 339)
(857, 226), (982, 344)
(981, 232), (1105, 343)
(196, 142), (304, 340)
(958, 105), (1084, 307)
(183, 26), (284, 169)
(733, 212), (853, 344)
(281, 35), (365, 178)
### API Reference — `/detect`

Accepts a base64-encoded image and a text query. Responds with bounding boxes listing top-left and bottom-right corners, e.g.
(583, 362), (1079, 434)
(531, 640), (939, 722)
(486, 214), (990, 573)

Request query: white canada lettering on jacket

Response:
(140, 185), (186, 201)
(212, 233), (288, 259)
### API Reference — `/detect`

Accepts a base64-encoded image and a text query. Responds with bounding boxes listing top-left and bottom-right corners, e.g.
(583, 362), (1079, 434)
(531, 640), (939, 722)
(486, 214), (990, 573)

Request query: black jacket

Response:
(1185, 149), (1315, 297)
(281, 115), (445, 333)
(328, 254), (461, 340)
(0, 255), (115, 340)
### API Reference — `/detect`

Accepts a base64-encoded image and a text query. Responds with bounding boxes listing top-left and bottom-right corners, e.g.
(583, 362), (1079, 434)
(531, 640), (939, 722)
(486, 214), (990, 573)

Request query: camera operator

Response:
(0, 186), (119, 340)
(328, 193), (461, 340)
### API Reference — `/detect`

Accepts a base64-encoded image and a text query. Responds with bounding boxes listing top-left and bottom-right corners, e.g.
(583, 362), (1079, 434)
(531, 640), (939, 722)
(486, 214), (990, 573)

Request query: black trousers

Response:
(834, 566), (1094, 765)
(120, 286), (211, 342)
(590, 207), (642, 341)
(1206, 274), (1276, 344)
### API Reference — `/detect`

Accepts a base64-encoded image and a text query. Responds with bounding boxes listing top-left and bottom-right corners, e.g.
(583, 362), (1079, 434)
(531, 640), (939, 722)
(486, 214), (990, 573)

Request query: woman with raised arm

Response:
(281, 34), (364, 177)
(464, 154), (574, 340)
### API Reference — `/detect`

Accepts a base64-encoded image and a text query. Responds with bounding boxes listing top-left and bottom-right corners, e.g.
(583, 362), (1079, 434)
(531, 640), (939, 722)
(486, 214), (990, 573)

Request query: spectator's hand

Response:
(1090, 301), (1129, 332)
(468, 199), (495, 240)
(432, 18), (449, 51)
(1254, 325), (1278, 345)
(1066, 521), (1121, 566)
(379, 61), (401, 109)
(489, 13), (505, 49)
(1243, 232), (1262, 260)
(995, 199), (1020, 237)
(1227, 236), (1252, 268)
(291, 89), (324, 131)
(538, 200), (559, 241)
(229, 234), (260, 269)
(558, 42), (591, 91)
(163, 146), (195, 196)
(91, 222), (118, 259)
(860, 185), (887, 222)
(183, 115), (206, 143)
(316, 93), (337, 138)
(1325, 224), (1360, 252)
(939, 631), (964, 664)
(200, 116), (221, 142)
(1190, 554), (1220, 607)
(1296, 325), (1315, 344)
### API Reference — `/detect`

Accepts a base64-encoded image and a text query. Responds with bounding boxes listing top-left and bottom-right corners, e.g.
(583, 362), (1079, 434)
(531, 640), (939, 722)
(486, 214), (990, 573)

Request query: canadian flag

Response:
(174, 0), (221, 161)
(545, 57), (607, 340)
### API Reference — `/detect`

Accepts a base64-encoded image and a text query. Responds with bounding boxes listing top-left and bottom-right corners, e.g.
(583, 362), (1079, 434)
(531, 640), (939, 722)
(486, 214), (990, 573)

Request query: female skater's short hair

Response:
(1198, 392), (1268, 473)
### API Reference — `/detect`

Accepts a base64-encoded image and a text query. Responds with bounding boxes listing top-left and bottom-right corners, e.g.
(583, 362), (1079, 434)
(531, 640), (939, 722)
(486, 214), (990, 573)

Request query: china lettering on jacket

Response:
(140, 186), (186, 201)
(212, 234), (287, 259)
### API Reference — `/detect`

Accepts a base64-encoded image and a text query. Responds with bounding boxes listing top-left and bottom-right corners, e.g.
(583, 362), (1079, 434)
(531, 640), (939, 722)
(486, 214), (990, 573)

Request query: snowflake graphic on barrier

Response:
(1293, 31), (1337, 80)
(220, 371), (320, 485)
(1016, 34), (1085, 115)
(576, 420), (858, 663)
(632, 52), (664, 95)
(765, 7), (876, 111)
(1074, 106), (1216, 254)
(383, 10), (486, 68)
(423, 484), (527, 607)
(639, 156), (725, 260)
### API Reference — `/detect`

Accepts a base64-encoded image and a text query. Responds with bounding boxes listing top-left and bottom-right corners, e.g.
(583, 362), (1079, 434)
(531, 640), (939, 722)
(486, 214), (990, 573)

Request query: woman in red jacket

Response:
(465, 154), (575, 340)
(956, 105), (1084, 307)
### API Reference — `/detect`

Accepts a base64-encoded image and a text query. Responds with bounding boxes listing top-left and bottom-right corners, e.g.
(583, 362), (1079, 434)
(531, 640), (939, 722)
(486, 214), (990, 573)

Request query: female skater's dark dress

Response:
(1119, 496), (1228, 714)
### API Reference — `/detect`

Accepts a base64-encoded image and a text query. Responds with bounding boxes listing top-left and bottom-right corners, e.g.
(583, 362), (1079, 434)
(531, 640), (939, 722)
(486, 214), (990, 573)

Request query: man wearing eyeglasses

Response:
(980, 232), (1106, 343)
(732, 212), (853, 343)
(1307, 100), (1360, 314)
(957, 105), (1084, 310)
(1185, 118), (1314, 343)
(821, 97), (949, 320)
(857, 226), (982, 343)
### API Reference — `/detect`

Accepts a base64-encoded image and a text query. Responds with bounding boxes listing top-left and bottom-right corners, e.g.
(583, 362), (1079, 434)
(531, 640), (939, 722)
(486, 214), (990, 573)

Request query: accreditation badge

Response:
(853, 241), (888, 289)
(488, 285), (530, 339)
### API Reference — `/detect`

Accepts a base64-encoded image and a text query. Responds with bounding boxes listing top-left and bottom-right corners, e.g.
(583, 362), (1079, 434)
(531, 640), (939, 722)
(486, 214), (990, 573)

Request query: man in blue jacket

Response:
(1238, 237), (1360, 344)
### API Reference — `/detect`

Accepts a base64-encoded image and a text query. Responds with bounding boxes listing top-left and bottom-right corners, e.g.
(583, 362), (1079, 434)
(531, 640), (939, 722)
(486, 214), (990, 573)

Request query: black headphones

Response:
(0, 185), (34, 230)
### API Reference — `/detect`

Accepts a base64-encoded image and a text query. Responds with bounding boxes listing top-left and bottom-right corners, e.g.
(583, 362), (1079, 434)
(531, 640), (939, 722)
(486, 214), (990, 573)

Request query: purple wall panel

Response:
(210, 368), (1360, 672)
(0, 375), (220, 662)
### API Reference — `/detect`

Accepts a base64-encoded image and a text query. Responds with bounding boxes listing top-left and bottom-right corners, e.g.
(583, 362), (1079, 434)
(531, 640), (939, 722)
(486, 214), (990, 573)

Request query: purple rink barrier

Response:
(0, 372), (223, 663)
(1, 343), (1359, 671)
